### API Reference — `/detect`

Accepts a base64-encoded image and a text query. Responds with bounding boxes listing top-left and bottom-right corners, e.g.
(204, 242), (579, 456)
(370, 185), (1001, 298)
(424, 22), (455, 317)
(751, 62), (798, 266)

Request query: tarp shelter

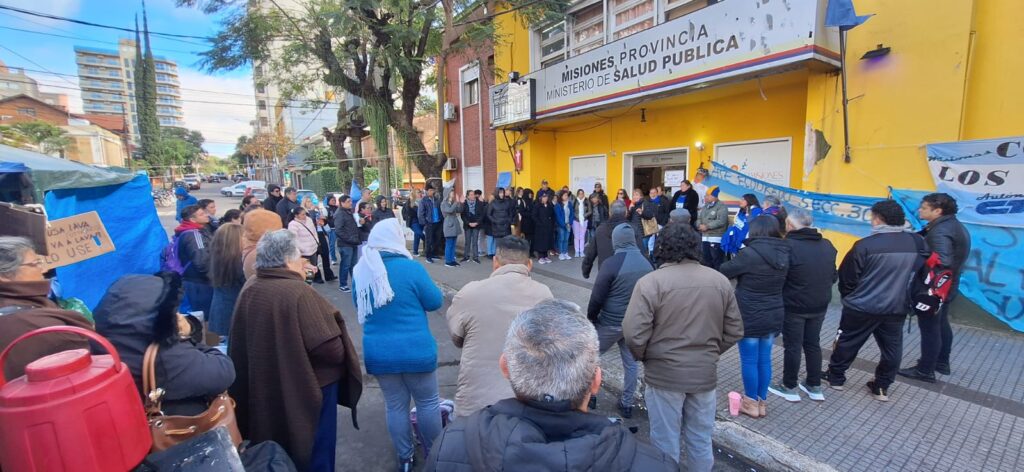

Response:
(1, 144), (167, 309)
(0, 144), (134, 203)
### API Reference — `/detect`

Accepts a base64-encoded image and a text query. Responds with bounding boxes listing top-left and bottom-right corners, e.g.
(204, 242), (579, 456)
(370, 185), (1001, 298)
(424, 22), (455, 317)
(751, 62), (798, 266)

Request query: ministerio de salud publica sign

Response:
(490, 0), (840, 127)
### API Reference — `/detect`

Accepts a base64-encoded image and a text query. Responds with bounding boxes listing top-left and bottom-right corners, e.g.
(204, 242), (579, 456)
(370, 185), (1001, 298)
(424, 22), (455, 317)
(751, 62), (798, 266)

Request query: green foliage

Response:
(305, 166), (340, 197)
(415, 94), (437, 117)
(134, 13), (161, 158)
(164, 128), (206, 153)
(5, 121), (73, 156)
(308, 146), (335, 170)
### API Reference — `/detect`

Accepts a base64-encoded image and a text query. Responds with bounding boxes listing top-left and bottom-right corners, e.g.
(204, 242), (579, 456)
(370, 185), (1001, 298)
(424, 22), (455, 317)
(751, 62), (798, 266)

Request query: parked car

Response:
(206, 175), (221, 183)
(232, 174), (246, 183)
(183, 174), (201, 190)
(220, 180), (266, 197)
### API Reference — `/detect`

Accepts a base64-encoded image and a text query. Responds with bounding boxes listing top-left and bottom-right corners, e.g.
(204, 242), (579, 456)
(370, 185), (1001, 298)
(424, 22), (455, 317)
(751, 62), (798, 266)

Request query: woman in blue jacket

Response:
(352, 218), (444, 471)
(722, 194), (763, 257)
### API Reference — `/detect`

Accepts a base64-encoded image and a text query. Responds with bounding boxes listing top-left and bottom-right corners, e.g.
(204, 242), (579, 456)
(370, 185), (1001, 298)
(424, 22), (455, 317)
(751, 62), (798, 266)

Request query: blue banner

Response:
(892, 189), (1024, 330)
(926, 136), (1024, 227)
(497, 172), (512, 190)
(709, 162), (880, 237)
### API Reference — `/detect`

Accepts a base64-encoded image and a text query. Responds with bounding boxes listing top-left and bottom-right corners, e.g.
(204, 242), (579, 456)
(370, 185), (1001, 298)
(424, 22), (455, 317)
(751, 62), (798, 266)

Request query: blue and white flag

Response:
(925, 136), (1024, 228)
(350, 181), (362, 203)
(825, 0), (872, 30)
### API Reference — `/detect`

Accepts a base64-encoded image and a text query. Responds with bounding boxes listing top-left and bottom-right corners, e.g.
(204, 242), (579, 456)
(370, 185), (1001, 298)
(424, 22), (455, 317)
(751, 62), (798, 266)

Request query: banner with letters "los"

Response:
(926, 137), (1024, 227)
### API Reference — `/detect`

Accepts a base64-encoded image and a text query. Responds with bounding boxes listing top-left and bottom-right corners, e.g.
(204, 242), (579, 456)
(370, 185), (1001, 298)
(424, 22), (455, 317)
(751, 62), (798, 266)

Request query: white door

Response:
(569, 155), (607, 194)
(465, 166), (484, 192)
(714, 138), (792, 186)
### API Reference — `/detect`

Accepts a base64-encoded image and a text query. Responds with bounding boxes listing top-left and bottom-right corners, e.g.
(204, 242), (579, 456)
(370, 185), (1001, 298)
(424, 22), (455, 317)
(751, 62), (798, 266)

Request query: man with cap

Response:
(696, 186), (728, 270)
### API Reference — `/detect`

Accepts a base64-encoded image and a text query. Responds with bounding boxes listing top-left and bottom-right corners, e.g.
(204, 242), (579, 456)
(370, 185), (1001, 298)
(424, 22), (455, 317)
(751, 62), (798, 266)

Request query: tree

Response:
(241, 131), (293, 174)
(164, 127), (207, 154)
(6, 121), (74, 156)
(178, 0), (569, 187)
(134, 10), (161, 159)
(230, 135), (255, 167)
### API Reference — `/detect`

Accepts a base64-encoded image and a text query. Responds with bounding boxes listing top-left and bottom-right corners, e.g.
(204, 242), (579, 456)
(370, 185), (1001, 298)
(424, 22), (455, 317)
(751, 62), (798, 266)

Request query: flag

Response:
(367, 180), (380, 192)
(350, 181), (362, 203)
(825, 0), (872, 30)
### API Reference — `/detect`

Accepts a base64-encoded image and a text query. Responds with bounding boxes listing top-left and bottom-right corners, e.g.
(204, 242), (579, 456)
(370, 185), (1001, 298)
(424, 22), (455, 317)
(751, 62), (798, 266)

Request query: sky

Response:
(0, 0), (256, 156)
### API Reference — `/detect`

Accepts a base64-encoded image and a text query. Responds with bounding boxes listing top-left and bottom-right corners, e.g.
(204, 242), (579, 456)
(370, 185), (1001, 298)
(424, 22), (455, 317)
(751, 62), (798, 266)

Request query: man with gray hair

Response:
(446, 236), (553, 418)
(0, 236), (94, 379)
(668, 208), (691, 226)
(582, 200), (643, 278)
(427, 299), (676, 471)
(763, 195), (789, 234)
(768, 207), (837, 402)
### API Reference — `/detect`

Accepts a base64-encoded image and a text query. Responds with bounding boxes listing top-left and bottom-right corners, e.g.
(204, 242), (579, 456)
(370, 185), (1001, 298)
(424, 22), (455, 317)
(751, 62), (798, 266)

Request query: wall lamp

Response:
(695, 141), (705, 151)
(860, 44), (891, 60)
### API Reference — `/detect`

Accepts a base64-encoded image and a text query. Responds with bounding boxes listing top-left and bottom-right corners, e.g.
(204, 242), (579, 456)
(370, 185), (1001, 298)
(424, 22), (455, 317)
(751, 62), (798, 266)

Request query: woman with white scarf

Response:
(351, 218), (444, 471)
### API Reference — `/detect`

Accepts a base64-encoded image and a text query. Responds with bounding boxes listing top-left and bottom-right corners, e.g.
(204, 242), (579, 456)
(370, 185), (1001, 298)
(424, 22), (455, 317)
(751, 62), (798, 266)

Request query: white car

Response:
(221, 180), (266, 197)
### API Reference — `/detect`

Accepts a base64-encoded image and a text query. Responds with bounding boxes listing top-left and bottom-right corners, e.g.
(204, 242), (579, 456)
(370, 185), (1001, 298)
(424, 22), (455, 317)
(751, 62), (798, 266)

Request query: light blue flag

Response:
(367, 180), (380, 192)
(825, 0), (872, 30)
(350, 181), (362, 203)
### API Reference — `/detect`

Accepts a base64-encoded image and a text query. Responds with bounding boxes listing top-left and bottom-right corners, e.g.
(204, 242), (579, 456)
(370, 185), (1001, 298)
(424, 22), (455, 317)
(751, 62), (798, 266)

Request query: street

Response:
(162, 187), (756, 471)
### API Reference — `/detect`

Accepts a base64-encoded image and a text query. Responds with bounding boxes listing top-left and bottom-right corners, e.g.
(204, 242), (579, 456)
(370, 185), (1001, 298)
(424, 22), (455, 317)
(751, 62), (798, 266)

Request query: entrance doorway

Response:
(629, 150), (688, 195)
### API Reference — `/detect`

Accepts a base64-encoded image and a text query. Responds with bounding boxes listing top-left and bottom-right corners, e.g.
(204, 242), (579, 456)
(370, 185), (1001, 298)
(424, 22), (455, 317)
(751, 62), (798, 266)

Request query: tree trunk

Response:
(350, 128), (366, 190)
(389, 111), (444, 183)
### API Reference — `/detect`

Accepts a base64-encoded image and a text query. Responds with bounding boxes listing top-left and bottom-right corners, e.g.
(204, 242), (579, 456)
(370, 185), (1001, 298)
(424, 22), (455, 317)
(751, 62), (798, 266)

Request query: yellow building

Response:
(488, 0), (1024, 254)
(63, 123), (128, 168)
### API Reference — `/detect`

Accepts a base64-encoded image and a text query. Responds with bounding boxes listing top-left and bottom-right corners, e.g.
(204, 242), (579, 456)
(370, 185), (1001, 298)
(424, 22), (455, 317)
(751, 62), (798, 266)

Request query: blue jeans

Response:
(739, 335), (775, 400)
(308, 383), (338, 472)
(326, 230), (337, 263)
(338, 245), (356, 288)
(411, 221), (424, 255)
(377, 371), (442, 461)
(487, 236), (495, 255)
(444, 237), (457, 263)
(556, 225), (570, 254)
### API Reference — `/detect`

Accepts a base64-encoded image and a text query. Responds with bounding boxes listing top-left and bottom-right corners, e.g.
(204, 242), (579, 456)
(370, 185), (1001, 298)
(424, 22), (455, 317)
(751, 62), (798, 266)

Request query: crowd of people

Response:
(0, 172), (970, 471)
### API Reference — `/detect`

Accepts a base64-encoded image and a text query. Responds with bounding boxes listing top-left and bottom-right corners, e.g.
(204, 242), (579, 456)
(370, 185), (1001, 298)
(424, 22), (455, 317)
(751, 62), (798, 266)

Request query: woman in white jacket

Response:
(288, 206), (323, 283)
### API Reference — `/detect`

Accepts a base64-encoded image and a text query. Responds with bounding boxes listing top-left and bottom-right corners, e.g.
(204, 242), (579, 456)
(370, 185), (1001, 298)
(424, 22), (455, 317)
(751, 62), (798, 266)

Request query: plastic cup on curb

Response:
(728, 391), (742, 416)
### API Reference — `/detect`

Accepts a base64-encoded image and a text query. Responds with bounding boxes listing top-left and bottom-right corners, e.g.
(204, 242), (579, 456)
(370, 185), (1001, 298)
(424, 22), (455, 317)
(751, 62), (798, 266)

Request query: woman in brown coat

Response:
(230, 230), (362, 471)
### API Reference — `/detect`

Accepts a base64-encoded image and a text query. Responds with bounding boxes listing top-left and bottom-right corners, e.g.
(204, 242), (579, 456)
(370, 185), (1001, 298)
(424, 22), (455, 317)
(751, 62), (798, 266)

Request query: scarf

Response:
(174, 220), (205, 234)
(871, 224), (908, 235)
(353, 218), (412, 324)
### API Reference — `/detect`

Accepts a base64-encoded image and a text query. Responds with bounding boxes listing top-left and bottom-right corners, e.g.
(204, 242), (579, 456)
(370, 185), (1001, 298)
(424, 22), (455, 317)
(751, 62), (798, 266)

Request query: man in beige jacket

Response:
(446, 236), (554, 417)
(624, 223), (743, 472)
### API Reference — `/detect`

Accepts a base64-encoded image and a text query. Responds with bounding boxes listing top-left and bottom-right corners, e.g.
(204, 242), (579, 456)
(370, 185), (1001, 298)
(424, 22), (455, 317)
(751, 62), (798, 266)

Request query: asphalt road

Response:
(161, 187), (755, 471)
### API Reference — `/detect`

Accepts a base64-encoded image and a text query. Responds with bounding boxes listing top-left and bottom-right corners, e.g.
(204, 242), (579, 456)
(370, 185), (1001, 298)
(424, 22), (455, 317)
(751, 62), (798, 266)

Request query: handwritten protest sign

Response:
(42, 211), (115, 270)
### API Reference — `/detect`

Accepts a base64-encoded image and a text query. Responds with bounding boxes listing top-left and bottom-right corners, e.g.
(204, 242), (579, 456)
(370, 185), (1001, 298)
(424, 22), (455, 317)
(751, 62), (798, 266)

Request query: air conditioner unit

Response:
(443, 102), (457, 121)
(444, 157), (458, 171)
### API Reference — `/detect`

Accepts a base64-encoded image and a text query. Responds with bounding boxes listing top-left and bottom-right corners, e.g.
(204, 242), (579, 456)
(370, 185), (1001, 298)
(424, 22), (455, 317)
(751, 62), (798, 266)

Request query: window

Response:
(17, 108), (36, 117)
(537, 21), (568, 68)
(571, 2), (605, 56)
(461, 65), (480, 106)
(256, 84), (266, 94)
(259, 117), (269, 127)
(257, 100), (267, 110)
(611, 0), (654, 40)
(663, 0), (712, 21)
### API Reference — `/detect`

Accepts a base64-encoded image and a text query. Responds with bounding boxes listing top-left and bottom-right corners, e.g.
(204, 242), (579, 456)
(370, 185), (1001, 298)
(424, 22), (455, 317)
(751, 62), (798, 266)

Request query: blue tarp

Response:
(44, 174), (168, 310)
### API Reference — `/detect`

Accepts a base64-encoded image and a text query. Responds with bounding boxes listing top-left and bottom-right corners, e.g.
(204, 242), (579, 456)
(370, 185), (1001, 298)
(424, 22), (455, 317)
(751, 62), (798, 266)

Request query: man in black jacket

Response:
(582, 201), (643, 278)
(426, 299), (676, 472)
(769, 208), (837, 403)
(262, 184), (283, 212)
(586, 224), (653, 418)
(275, 187), (301, 226)
(899, 193), (971, 382)
(333, 196), (360, 292)
(826, 200), (929, 402)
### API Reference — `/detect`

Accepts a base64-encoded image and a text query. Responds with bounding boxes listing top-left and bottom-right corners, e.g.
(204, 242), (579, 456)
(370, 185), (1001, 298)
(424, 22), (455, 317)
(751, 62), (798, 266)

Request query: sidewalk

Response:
(416, 252), (1024, 472)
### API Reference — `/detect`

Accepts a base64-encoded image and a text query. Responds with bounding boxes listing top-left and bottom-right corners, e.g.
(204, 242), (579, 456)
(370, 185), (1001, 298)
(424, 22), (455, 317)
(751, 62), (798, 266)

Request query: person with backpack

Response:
(172, 205), (215, 316)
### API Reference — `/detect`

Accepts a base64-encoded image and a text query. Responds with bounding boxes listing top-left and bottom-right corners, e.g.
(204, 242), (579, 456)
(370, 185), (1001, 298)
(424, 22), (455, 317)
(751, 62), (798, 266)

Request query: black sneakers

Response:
(897, 366), (937, 383)
(866, 380), (889, 402)
(936, 363), (952, 375)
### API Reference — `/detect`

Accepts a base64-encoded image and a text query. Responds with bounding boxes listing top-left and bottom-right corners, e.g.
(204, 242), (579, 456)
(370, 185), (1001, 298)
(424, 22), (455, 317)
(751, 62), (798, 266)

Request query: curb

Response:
(434, 276), (833, 471)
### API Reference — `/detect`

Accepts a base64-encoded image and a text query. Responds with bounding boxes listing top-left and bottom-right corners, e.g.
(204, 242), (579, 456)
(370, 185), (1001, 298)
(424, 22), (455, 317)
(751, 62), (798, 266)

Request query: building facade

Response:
(74, 39), (185, 146)
(0, 60), (68, 109)
(491, 0), (1024, 253)
(0, 95), (128, 166)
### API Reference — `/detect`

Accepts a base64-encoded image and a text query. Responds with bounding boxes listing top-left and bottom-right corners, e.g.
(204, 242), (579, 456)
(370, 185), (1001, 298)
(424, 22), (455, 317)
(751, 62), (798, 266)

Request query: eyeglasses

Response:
(21, 259), (45, 269)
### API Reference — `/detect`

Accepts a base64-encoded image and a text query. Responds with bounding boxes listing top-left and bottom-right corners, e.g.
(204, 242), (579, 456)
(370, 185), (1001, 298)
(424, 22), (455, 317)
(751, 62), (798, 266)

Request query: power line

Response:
(0, 4), (214, 41)
(0, 25), (205, 55)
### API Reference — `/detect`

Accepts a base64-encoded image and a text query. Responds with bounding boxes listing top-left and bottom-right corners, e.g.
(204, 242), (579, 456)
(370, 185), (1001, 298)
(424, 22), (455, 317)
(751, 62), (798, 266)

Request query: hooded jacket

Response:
(582, 215), (644, 279)
(719, 237), (791, 337)
(241, 209), (283, 279)
(485, 197), (514, 238)
(783, 228), (838, 315)
(174, 186), (198, 222)
(94, 274), (234, 416)
(0, 280), (93, 379)
(425, 398), (676, 472)
(588, 224), (654, 326)
(262, 184), (283, 212)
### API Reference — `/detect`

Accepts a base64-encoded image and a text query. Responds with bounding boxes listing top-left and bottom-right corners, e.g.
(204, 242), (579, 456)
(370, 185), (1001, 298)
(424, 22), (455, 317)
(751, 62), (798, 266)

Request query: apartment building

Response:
(74, 39), (185, 146)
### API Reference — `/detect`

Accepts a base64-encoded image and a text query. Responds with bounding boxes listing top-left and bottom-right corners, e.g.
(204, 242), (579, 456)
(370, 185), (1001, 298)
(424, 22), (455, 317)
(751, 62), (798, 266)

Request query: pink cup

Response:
(728, 391), (742, 417)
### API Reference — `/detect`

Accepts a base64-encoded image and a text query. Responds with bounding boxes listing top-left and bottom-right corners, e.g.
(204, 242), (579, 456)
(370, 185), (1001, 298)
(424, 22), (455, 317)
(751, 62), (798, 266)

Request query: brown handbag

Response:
(642, 217), (660, 236)
(143, 342), (242, 451)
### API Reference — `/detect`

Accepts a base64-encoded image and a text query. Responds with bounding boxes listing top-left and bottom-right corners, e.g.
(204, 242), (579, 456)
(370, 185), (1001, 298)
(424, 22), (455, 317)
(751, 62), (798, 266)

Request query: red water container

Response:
(0, 326), (152, 471)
